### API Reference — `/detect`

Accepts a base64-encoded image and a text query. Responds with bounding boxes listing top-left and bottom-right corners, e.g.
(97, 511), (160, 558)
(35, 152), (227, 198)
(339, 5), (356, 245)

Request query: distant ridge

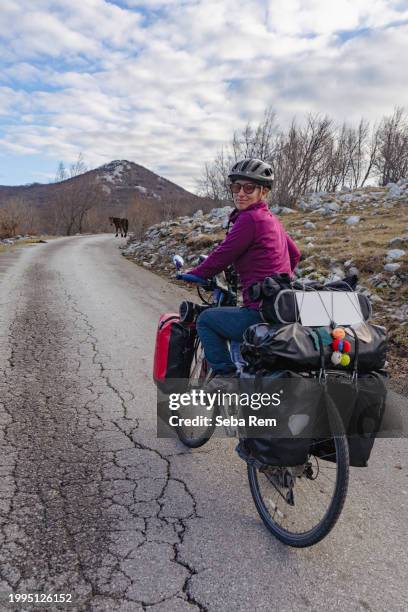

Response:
(0, 159), (221, 215)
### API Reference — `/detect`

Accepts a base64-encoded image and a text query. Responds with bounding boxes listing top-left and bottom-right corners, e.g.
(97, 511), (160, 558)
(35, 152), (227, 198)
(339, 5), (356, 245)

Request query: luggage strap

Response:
(348, 327), (360, 385)
(314, 329), (327, 384)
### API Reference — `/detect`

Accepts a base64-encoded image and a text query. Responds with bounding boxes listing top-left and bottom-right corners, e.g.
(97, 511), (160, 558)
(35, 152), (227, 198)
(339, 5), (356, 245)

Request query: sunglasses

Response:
(229, 182), (261, 195)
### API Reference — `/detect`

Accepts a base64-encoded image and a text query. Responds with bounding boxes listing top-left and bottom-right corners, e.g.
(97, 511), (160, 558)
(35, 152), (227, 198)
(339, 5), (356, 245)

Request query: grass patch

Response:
(0, 236), (49, 252)
(186, 232), (225, 248)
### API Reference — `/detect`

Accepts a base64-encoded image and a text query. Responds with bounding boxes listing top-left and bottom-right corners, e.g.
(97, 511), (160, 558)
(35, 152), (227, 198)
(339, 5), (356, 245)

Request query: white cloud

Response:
(30, 170), (57, 182)
(0, 0), (144, 61)
(0, 87), (34, 117)
(267, 0), (408, 35)
(121, 0), (190, 7)
(0, 0), (408, 190)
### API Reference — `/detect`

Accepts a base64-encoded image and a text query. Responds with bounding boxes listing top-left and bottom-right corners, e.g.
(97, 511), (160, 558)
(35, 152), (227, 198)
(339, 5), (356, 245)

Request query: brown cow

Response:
(109, 216), (129, 237)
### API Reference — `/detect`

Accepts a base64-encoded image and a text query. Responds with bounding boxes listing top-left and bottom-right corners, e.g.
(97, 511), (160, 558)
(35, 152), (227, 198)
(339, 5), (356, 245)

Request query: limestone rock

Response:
(389, 275), (402, 289)
(345, 215), (360, 225)
(386, 183), (402, 198)
(386, 249), (405, 261)
(324, 202), (341, 213)
(384, 263), (401, 272)
(389, 236), (408, 247)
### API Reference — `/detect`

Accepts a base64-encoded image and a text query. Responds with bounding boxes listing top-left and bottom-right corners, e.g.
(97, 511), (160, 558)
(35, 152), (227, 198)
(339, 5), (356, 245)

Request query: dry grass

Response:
(279, 199), (408, 391)
(282, 202), (407, 274)
(0, 236), (49, 252)
(185, 232), (225, 248)
(169, 228), (188, 239)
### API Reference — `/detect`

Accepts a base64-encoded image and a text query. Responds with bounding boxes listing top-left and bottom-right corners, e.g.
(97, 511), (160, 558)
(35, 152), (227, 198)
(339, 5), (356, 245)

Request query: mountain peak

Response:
(0, 159), (221, 224)
(96, 160), (132, 172)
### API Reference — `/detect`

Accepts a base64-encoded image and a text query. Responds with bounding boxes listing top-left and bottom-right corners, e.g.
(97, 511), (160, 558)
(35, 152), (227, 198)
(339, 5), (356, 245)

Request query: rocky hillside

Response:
(122, 179), (408, 389)
(0, 159), (220, 216)
(92, 160), (218, 213)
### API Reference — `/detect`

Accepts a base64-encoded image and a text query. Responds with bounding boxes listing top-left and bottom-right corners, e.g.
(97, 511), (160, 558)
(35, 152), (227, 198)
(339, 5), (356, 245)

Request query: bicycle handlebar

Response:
(176, 271), (236, 307)
(176, 272), (212, 286)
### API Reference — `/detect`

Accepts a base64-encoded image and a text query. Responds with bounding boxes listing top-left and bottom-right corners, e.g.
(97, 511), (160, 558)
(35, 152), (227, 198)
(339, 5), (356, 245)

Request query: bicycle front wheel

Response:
(246, 399), (349, 547)
(175, 338), (216, 448)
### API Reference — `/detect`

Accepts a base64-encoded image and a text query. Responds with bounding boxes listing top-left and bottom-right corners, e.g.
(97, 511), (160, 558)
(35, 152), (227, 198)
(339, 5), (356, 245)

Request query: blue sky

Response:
(1, 0), (408, 191)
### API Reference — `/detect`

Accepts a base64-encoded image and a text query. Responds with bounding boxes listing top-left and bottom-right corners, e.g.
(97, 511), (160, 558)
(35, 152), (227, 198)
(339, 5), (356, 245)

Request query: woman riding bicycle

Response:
(188, 158), (301, 378)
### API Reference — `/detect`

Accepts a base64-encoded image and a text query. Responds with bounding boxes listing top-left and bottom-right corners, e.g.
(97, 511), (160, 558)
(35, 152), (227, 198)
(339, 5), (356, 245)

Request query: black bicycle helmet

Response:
(228, 158), (274, 187)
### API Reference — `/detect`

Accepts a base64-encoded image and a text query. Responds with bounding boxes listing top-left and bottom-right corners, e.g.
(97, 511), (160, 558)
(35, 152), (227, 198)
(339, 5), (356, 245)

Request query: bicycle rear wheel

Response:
(246, 397), (349, 547)
(175, 338), (217, 448)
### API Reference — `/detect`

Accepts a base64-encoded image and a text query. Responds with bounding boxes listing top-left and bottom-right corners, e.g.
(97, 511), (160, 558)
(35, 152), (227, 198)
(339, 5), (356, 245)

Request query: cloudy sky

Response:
(1, 0), (408, 191)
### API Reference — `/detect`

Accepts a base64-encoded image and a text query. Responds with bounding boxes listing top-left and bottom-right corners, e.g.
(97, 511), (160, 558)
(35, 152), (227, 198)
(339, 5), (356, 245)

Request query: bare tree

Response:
(374, 107), (408, 185)
(163, 199), (178, 221)
(349, 119), (369, 188)
(197, 161), (223, 199)
(197, 107), (279, 200)
(15, 198), (42, 235)
(272, 114), (333, 205)
(69, 153), (87, 178)
(332, 123), (355, 190)
(126, 195), (161, 239)
(197, 147), (234, 200)
(198, 110), (334, 205)
(53, 175), (105, 236)
(199, 107), (408, 206)
(50, 153), (102, 235)
(54, 153), (87, 183)
(232, 107), (278, 161)
(360, 123), (379, 187)
(0, 197), (25, 237)
(55, 161), (68, 183)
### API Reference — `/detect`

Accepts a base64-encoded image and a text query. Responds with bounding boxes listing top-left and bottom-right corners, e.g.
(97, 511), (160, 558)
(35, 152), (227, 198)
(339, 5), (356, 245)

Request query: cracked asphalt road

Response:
(0, 235), (407, 612)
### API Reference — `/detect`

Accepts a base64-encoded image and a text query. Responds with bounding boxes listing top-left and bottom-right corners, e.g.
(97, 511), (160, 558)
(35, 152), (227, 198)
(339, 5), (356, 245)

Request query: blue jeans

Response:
(196, 307), (263, 374)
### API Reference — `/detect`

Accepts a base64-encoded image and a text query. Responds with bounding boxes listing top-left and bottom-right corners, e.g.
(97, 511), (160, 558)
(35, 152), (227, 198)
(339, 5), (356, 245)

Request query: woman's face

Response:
(230, 180), (267, 210)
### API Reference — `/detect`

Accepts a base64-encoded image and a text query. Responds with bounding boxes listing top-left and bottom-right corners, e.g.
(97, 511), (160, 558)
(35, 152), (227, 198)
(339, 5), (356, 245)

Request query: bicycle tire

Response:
(246, 394), (349, 547)
(175, 338), (216, 448)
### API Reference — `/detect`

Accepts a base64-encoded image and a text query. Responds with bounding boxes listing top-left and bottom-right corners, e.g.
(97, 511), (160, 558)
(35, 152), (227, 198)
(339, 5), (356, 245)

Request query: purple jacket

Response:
(189, 200), (301, 309)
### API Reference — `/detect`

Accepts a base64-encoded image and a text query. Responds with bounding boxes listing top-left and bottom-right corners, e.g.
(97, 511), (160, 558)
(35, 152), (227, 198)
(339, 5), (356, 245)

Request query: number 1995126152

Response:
(7, 593), (72, 604)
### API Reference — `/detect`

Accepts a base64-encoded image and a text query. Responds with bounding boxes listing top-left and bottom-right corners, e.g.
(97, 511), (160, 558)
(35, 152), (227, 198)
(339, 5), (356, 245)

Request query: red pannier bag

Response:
(153, 313), (196, 393)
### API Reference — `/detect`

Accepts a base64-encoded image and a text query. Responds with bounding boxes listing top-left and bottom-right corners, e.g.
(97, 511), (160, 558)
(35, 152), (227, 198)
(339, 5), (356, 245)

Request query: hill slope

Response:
(0, 159), (220, 216)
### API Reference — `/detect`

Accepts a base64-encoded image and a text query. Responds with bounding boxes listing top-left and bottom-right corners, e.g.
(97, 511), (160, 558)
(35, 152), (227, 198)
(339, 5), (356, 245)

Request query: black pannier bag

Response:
(241, 322), (387, 373)
(262, 288), (372, 325)
(238, 371), (325, 467)
(310, 371), (387, 467)
(248, 274), (372, 325)
(243, 437), (312, 467)
(238, 370), (387, 468)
